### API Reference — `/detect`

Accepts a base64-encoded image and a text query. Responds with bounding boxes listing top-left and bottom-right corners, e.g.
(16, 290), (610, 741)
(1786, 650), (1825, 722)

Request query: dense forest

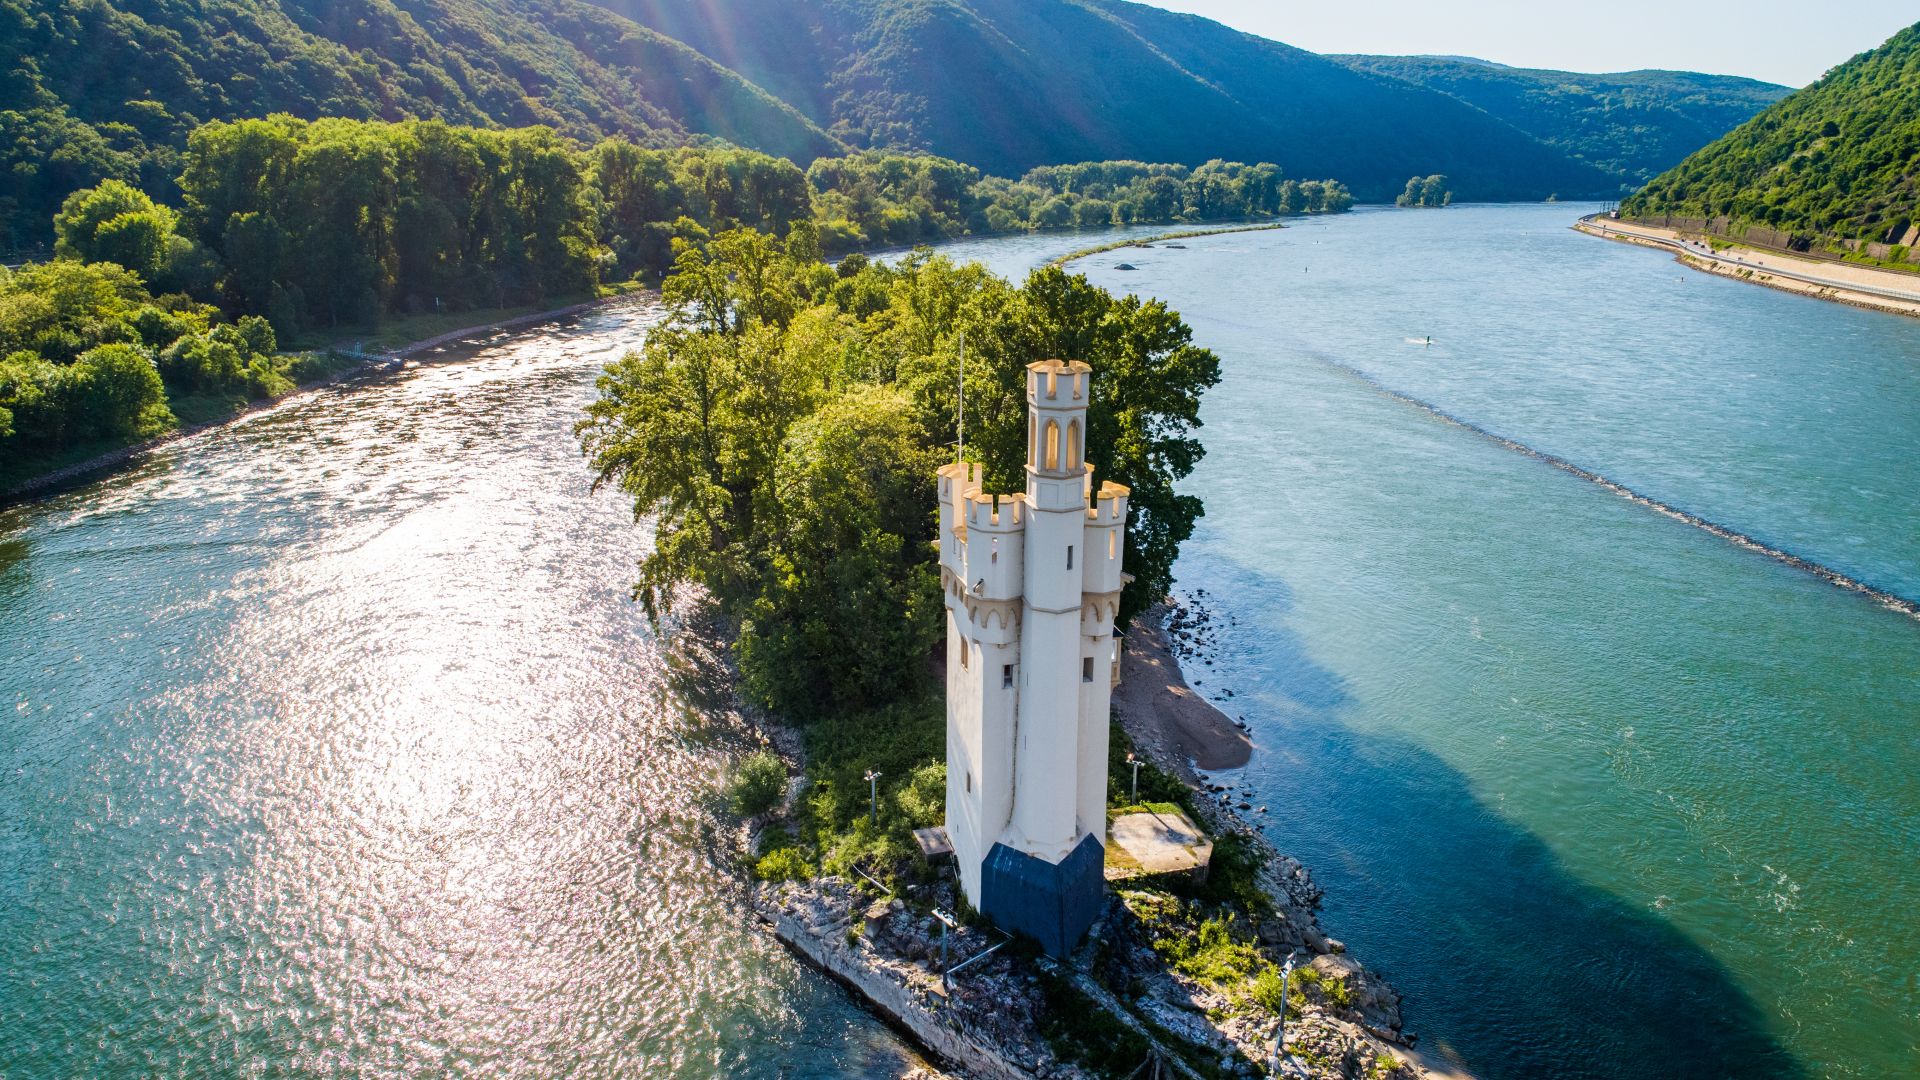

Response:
(1337, 55), (1789, 185)
(0, 257), (337, 475)
(1622, 21), (1920, 266)
(0, 0), (837, 250)
(100, 115), (1346, 332)
(0, 111), (1343, 475)
(1, 0), (1784, 248)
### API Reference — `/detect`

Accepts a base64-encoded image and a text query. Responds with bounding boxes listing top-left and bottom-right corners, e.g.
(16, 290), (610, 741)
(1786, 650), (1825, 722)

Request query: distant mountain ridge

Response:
(1622, 21), (1920, 266)
(1333, 54), (1791, 185)
(593, 0), (1619, 199)
(2, 0), (1784, 246)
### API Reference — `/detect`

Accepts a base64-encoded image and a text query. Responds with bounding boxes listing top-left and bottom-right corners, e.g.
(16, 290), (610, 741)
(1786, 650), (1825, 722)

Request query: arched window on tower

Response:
(1044, 420), (1060, 470)
(1066, 419), (1081, 470)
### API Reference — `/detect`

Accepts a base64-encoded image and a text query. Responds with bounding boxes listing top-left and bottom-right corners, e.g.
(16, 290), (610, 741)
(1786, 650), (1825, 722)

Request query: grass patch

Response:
(790, 692), (946, 886)
(0, 433), (133, 493)
(1107, 720), (1196, 811)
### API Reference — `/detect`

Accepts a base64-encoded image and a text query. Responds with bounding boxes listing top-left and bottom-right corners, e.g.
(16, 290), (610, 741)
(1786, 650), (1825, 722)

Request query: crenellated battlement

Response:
(1088, 480), (1129, 523)
(964, 490), (1027, 531)
(938, 461), (983, 503)
(1027, 359), (1091, 404)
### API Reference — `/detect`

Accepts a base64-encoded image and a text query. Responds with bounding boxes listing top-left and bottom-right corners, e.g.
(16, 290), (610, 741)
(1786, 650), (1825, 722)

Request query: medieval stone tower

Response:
(936, 359), (1128, 956)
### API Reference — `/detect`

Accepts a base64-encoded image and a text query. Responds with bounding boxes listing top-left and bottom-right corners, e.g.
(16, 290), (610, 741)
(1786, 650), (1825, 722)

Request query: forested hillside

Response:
(1335, 55), (1789, 184)
(1622, 21), (1920, 266)
(593, 0), (1618, 201)
(1, 0), (1791, 249)
(0, 0), (840, 248)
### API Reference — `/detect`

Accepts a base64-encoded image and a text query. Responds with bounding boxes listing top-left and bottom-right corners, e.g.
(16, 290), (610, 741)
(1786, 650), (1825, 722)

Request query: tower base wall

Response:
(979, 835), (1105, 957)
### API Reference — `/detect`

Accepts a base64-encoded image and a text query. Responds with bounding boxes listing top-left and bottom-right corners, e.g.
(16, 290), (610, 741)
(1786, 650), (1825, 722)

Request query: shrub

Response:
(64, 344), (172, 438)
(754, 846), (812, 881)
(893, 761), (946, 827)
(726, 750), (787, 817)
(1252, 965), (1289, 1016)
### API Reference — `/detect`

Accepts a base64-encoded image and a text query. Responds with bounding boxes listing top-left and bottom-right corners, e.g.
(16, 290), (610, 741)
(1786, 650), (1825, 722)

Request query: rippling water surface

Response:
(1042, 206), (1920, 1079)
(6, 206), (1919, 1080)
(1, 302), (920, 1077)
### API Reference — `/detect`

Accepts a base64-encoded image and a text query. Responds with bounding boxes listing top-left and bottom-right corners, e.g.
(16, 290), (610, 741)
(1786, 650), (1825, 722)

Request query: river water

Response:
(0, 307), (922, 1077)
(5, 205), (1918, 1078)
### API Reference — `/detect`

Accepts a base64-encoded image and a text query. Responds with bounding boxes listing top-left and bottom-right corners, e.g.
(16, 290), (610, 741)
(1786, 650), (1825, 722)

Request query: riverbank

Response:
(0, 296), (620, 507)
(1114, 599), (1252, 776)
(1574, 215), (1920, 318)
(737, 603), (1467, 1080)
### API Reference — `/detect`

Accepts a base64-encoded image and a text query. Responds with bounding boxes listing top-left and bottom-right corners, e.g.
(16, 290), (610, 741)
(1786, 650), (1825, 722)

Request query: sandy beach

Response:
(1113, 601), (1253, 779)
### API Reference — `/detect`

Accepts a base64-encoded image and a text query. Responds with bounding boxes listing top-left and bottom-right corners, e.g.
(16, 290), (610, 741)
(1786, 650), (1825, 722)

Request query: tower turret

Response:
(941, 359), (1124, 957)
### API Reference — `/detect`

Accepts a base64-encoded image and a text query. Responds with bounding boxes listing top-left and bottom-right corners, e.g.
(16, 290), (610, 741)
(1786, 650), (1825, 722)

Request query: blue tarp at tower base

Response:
(979, 834), (1105, 957)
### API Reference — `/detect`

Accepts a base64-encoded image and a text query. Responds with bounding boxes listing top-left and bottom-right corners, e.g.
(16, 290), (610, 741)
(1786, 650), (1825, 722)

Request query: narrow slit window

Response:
(1108, 531), (1116, 559)
(1066, 545), (1074, 570)
(959, 641), (969, 669)
(1082, 656), (1095, 683)
(1044, 420), (1060, 470)
(965, 771), (972, 793)
(1002, 664), (1014, 689)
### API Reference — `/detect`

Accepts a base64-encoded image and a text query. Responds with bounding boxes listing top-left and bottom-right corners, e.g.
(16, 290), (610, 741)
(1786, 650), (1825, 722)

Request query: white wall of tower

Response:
(939, 362), (1130, 912)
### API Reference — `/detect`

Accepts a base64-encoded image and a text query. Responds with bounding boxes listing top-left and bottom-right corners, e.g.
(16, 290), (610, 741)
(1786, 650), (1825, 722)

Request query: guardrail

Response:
(1580, 215), (1920, 304)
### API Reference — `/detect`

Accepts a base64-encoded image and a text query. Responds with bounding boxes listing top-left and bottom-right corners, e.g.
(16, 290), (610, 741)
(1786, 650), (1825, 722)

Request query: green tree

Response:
(582, 228), (1221, 717)
(736, 385), (942, 712)
(53, 180), (181, 282)
(62, 343), (171, 439)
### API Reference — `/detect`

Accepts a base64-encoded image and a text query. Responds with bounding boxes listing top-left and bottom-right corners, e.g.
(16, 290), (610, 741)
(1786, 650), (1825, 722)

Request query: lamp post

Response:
(864, 769), (881, 825)
(1270, 954), (1298, 1077)
(931, 907), (958, 992)
(1125, 752), (1142, 804)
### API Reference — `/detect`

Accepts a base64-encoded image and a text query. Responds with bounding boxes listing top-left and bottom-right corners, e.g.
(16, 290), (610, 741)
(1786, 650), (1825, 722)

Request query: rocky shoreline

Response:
(746, 601), (1472, 1080)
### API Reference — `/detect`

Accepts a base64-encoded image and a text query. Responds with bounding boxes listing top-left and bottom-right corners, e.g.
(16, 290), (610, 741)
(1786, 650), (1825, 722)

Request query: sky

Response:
(1132, 1), (1917, 87)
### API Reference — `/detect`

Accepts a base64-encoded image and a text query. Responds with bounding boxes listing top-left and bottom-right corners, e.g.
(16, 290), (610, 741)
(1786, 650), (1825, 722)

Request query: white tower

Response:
(937, 359), (1128, 956)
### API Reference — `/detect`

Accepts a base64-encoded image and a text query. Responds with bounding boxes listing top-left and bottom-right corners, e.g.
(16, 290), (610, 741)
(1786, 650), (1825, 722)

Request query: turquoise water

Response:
(4, 206), (1917, 1079)
(1048, 206), (1919, 1078)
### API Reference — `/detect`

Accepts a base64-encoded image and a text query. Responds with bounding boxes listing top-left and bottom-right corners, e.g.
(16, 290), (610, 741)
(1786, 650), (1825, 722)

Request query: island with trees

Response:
(1396, 175), (1453, 208)
(576, 230), (1440, 1078)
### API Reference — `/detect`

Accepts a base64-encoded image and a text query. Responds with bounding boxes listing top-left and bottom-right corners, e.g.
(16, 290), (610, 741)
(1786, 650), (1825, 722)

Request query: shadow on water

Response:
(0, 535), (29, 584)
(1185, 557), (1805, 1080)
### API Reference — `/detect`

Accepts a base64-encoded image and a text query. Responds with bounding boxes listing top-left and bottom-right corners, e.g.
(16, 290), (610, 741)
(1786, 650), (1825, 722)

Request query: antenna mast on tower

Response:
(956, 330), (965, 463)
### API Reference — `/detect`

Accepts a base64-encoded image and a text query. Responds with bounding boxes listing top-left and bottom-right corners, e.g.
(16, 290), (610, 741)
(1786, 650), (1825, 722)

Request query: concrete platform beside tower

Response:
(1107, 806), (1213, 881)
